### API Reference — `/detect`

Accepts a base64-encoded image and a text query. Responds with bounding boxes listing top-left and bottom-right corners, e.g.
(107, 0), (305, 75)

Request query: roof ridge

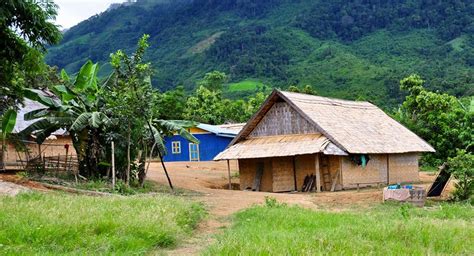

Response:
(280, 90), (375, 108)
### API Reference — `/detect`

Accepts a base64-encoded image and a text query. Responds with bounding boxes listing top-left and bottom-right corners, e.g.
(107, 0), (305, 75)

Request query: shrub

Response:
(447, 150), (474, 201)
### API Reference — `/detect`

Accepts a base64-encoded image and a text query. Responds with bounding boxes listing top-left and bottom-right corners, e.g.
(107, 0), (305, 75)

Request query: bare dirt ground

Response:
(147, 161), (445, 255)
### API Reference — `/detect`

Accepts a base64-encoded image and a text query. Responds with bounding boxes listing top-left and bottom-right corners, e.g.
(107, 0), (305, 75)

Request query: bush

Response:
(447, 150), (474, 201)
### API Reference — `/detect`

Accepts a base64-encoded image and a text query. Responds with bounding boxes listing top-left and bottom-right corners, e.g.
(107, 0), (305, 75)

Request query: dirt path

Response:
(147, 162), (440, 255)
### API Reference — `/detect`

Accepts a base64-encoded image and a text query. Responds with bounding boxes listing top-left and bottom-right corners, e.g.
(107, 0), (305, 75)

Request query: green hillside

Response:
(46, 0), (474, 107)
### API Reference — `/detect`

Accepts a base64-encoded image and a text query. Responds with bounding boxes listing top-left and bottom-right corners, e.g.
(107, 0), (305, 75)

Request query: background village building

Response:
(1, 98), (76, 171)
(163, 123), (244, 162)
(215, 90), (435, 192)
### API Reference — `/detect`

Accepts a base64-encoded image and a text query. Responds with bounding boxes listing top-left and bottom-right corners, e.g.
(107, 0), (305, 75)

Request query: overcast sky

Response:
(54, 0), (122, 29)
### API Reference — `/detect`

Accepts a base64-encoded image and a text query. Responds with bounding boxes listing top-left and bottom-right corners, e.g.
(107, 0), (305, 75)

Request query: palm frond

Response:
(1, 109), (17, 138)
(154, 119), (199, 144)
(70, 112), (92, 132)
(24, 108), (50, 121)
(23, 89), (60, 108)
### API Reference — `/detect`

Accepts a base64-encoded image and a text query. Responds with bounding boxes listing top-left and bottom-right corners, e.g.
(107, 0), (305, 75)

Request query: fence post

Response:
(111, 141), (115, 189)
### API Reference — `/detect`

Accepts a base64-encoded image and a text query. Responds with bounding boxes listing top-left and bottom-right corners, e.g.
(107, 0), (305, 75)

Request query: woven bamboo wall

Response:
(328, 155), (343, 191)
(341, 154), (387, 188)
(2, 136), (76, 166)
(272, 156), (295, 192)
(295, 155), (316, 191)
(250, 102), (318, 137)
(238, 158), (273, 192)
(388, 153), (420, 183)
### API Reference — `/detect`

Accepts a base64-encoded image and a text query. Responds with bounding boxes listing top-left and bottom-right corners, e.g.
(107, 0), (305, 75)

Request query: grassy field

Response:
(0, 192), (206, 255)
(204, 200), (474, 255)
(227, 79), (264, 92)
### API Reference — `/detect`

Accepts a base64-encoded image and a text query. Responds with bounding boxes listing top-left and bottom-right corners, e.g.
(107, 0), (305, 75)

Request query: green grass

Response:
(71, 179), (198, 196)
(204, 201), (474, 255)
(227, 79), (264, 92)
(0, 192), (206, 255)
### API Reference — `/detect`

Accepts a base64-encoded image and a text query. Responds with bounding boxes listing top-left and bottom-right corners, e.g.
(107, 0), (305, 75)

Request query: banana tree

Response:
(140, 119), (199, 188)
(1, 109), (17, 170)
(21, 61), (111, 177)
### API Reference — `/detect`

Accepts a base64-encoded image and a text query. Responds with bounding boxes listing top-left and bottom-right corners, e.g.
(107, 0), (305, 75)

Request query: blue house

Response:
(163, 123), (244, 162)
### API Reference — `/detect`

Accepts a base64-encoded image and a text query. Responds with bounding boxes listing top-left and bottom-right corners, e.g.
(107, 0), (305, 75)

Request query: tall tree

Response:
(184, 86), (225, 124)
(397, 74), (473, 166)
(0, 0), (61, 112)
(198, 71), (227, 91)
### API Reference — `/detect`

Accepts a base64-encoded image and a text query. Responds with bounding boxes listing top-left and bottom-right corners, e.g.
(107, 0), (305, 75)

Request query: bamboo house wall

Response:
(2, 136), (76, 169)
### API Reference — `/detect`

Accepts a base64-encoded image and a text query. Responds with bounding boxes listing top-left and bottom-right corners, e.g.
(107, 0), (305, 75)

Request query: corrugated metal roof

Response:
(14, 98), (67, 136)
(197, 123), (241, 138)
(214, 133), (331, 160)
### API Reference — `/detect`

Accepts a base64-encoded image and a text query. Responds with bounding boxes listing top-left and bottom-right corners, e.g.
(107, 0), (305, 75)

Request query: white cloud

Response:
(54, 0), (122, 29)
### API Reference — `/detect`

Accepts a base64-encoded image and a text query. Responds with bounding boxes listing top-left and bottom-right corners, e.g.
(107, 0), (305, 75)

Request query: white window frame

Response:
(171, 141), (181, 154)
(189, 143), (200, 161)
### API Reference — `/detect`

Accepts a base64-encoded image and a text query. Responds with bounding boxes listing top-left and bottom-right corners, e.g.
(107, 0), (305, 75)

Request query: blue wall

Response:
(163, 133), (233, 162)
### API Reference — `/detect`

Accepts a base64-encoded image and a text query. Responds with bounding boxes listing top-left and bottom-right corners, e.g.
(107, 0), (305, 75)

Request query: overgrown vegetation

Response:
(447, 150), (474, 201)
(0, 192), (206, 254)
(396, 74), (473, 200)
(204, 202), (474, 255)
(0, 0), (61, 112)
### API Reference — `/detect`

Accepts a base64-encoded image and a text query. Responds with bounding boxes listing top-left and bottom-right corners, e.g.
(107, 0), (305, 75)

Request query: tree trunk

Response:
(126, 122), (131, 186)
(1, 138), (6, 170)
(158, 150), (173, 191)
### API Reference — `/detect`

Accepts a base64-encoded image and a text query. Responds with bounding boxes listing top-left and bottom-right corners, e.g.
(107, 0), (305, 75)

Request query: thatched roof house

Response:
(215, 90), (434, 192)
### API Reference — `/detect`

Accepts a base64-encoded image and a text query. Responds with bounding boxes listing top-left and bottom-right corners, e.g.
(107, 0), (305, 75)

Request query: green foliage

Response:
(46, 0), (474, 107)
(21, 60), (110, 178)
(447, 150), (474, 201)
(184, 86), (225, 124)
(204, 203), (474, 255)
(1, 109), (17, 139)
(264, 196), (286, 208)
(397, 74), (473, 166)
(0, 0), (61, 111)
(286, 84), (317, 95)
(227, 79), (264, 92)
(0, 192), (206, 254)
(183, 79), (267, 124)
(198, 70), (227, 91)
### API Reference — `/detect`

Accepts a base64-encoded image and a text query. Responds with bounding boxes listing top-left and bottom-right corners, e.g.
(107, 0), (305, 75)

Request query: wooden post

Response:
(64, 145), (69, 172)
(158, 150), (174, 191)
(293, 156), (297, 191)
(111, 141), (116, 189)
(38, 144), (43, 162)
(315, 154), (321, 193)
(227, 160), (232, 190)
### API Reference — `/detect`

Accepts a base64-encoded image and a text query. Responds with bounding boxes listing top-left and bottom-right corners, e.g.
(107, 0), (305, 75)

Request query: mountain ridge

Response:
(46, 0), (474, 107)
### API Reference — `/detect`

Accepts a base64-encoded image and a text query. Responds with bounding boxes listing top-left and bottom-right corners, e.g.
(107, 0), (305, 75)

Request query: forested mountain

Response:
(46, 0), (474, 107)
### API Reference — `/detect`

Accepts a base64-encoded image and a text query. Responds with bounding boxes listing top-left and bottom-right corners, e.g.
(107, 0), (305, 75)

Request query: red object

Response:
(64, 144), (70, 150)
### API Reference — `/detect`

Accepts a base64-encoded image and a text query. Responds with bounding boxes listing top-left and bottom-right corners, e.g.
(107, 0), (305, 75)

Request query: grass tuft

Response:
(0, 192), (206, 255)
(204, 202), (473, 255)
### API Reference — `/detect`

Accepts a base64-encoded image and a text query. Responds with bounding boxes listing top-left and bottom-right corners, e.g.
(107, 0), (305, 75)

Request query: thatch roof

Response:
(215, 133), (332, 159)
(215, 90), (434, 160)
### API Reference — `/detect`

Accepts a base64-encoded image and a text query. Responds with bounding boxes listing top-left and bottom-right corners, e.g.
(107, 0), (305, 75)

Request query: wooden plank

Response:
(427, 164), (450, 197)
(315, 154), (321, 192)
(330, 168), (341, 192)
(292, 156), (297, 191)
(227, 160), (232, 190)
(252, 162), (264, 191)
